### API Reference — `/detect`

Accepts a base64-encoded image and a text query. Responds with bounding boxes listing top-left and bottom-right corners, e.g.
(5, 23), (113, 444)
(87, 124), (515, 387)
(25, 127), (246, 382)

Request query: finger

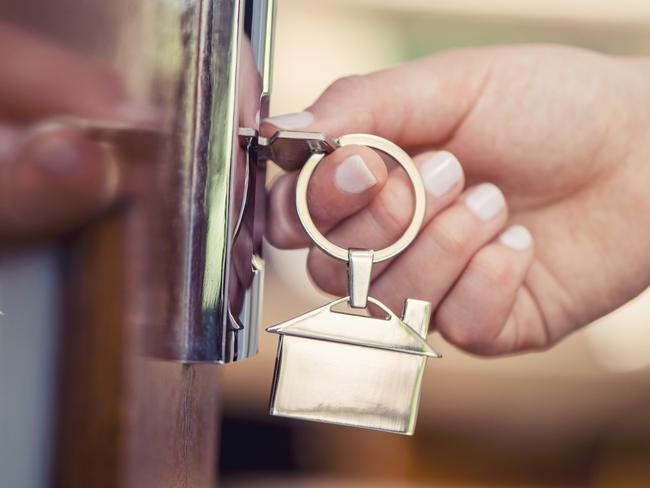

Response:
(266, 145), (388, 249)
(307, 150), (465, 294)
(0, 127), (120, 242)
(367, 183), (509, 315)
(0, 25), (154, 122)
(261, 48), (494, 146)
(434, 225), (541, 356)
(233, 225), (255, 289)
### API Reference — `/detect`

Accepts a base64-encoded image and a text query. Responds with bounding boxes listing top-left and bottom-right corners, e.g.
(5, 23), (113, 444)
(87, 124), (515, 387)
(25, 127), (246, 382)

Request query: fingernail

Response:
(33, 134), (83, 174)
(465, 183), (505, 221)
(334, 154), (377, 194)
(28, 130), (119, 203)
(264, 111), (314, 130)
(499, 225), (532, 251)
(419, 151), (463, 197)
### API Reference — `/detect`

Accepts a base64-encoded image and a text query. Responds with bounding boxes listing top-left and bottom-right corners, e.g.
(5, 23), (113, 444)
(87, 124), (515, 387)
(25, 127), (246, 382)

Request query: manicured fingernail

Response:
(334, 154), (377, 194)
(499, 225), (532, 251)
(419, 151), (463, 197)
(465, 183), (505, 221)
(264, 111), (314, 130)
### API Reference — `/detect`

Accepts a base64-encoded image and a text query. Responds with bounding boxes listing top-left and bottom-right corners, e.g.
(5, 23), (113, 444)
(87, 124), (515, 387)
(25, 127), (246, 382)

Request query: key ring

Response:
(295, 133), (425, 263)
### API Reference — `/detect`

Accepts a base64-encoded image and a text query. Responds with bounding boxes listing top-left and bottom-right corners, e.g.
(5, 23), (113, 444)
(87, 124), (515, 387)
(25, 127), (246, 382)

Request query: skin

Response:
(265, 45), (650, 355)
(0, 25), (149, 243)
(2, 29), (649, 356)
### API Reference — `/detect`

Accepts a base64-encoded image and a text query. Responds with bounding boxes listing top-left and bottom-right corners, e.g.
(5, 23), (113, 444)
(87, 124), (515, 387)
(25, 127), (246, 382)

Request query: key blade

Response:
(263, 130), (337, 169)
(238, 128), (338, 169)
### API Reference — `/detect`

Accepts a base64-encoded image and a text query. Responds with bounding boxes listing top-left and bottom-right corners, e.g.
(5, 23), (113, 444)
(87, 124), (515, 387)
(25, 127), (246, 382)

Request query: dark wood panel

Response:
(53, 211), (221, 488)
(54, 215), (126, 487)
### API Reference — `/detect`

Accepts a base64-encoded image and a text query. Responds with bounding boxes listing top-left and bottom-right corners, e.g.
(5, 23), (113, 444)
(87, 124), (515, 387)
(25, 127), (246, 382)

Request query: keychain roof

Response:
(267, 296), (441, 358)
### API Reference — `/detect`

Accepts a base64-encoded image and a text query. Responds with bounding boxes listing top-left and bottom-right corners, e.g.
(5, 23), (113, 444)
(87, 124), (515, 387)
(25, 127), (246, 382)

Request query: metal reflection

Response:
(156, 0), (274, 362)
(0, 0), (275, 363)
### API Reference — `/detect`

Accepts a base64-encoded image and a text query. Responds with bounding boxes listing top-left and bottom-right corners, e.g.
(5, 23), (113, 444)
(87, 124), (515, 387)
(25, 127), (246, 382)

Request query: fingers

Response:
(267, 145), (388, 248)
(0, 25), (154, 122)
(0, 127), (120, 242)
(434, 225), (538, 355)
(262, 48), (495, 146)
(367, 183), (508, 312)
(306, 150), (465, 294)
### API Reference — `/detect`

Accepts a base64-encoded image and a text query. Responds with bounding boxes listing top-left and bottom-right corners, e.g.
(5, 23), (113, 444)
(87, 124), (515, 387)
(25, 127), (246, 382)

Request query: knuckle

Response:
(366, 180), (412, 237)
(319, 74), (377, 131)
(441, 325), (498, 355)
(326, 74), (369, 98)
(267, 175), (322, 249)
(265, 214), (293, 248)
(306, 184), (335, 223)
(435, 298), (505, 354)
(471, 250), (517, 289)
(428, 218), (474, 257)
(436, 310), (488, 352)
(265, 222), (287, 248)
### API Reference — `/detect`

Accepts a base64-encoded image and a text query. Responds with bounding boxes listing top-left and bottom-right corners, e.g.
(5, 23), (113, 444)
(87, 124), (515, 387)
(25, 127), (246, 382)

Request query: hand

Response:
(264, 44), (650, 355)
(0, 25), (153, 243)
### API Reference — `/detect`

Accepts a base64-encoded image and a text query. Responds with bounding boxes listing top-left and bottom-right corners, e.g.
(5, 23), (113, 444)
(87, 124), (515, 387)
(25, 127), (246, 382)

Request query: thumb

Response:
(262, 48), (493, 149)
(0, 126), (119, 242)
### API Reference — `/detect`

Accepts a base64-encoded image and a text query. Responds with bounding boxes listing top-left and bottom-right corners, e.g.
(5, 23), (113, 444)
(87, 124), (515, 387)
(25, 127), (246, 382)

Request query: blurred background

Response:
(220, 1), (650, 487)
(2, 0), (650, 487)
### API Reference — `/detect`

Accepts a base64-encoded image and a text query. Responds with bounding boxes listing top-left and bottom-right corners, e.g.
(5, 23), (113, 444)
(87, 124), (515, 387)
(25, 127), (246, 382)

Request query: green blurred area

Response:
(380, 12), (650, 60)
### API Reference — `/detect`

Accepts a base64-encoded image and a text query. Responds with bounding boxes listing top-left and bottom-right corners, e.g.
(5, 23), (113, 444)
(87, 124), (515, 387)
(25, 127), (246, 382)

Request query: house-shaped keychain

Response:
(267, 296), (441, 435)
(267, 131), (440, 435)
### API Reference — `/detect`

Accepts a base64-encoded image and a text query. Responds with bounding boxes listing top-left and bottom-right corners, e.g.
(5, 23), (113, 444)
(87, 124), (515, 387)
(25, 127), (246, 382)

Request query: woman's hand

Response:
(264, 44), (650, 355)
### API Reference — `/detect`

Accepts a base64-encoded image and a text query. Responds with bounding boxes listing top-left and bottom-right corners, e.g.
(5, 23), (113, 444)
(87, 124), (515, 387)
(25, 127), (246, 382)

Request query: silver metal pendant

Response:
(267, 296), (440, 434)
(263, 131), (441, 435)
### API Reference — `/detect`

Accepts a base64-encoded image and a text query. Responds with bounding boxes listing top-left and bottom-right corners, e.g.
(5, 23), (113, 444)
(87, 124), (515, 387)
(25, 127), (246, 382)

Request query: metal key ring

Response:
(295, 133), (426, 263)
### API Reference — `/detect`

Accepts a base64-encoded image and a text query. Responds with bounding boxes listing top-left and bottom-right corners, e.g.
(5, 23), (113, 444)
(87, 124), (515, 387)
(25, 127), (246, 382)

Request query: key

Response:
(245, 127), (442, 436)
(238, 127), (337, 170)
